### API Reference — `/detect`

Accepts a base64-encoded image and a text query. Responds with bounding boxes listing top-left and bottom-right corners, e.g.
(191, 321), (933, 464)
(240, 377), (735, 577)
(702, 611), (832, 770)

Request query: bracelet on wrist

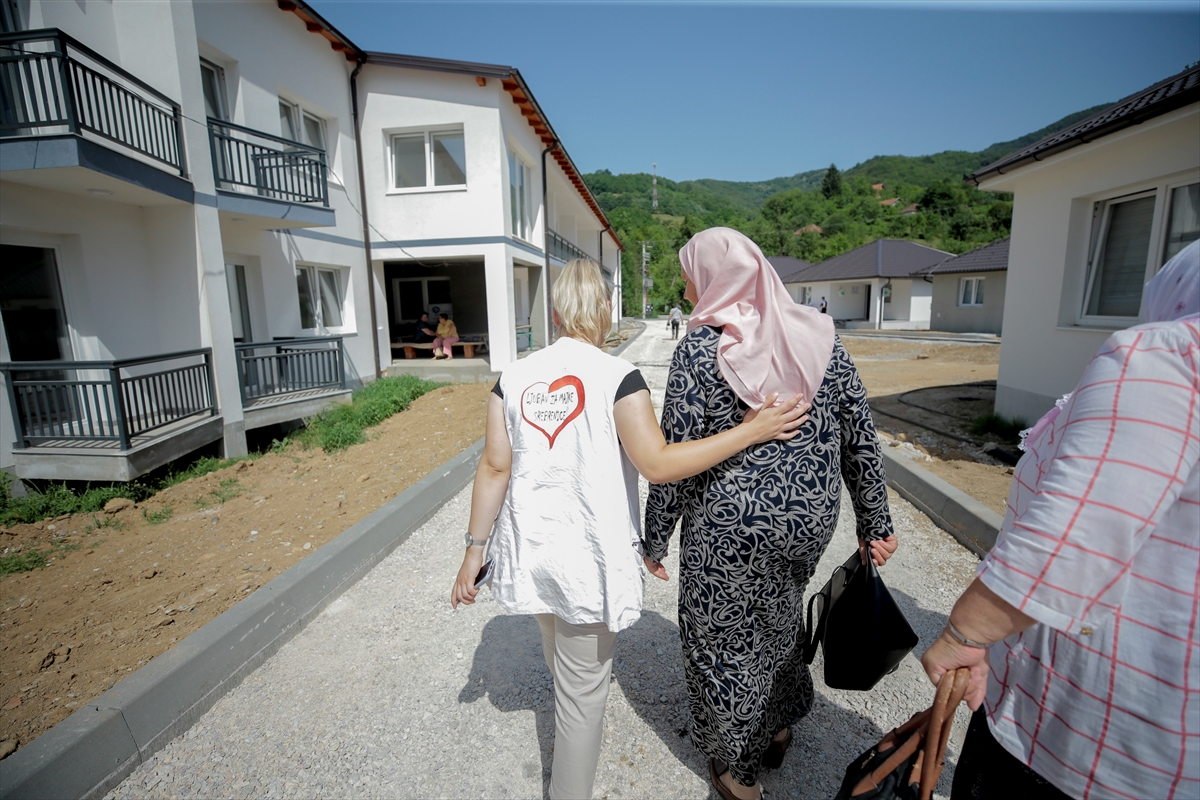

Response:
(943, 621), (991, 650)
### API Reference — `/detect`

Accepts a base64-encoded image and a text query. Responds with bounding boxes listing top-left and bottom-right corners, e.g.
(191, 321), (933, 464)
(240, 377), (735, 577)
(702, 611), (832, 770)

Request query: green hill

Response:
(584, 101), (1112, 315)
(584, 102), (1112, 216)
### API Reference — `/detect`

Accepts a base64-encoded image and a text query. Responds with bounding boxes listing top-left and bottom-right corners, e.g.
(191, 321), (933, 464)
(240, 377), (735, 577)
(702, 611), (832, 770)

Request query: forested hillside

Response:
(587, 103), (1108, 314)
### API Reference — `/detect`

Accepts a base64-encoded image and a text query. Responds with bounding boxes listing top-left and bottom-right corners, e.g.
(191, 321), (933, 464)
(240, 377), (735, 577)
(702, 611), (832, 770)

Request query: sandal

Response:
(761, 727), (792, 770)
(709, 759), (761, 800)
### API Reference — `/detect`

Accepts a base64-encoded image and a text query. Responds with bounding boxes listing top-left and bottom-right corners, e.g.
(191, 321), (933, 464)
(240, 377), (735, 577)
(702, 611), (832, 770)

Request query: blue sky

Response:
(312, 1), (1200, 182)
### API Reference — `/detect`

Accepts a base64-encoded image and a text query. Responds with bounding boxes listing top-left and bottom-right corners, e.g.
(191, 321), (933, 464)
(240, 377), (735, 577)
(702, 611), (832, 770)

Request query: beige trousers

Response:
(535, 614), (617, 800)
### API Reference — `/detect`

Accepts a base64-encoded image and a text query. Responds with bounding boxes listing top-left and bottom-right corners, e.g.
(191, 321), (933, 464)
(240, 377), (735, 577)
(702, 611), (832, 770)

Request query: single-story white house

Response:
(774, 239), (950, 329)
(973, 65), (1199, 423)
(924, 237), (1009, 335)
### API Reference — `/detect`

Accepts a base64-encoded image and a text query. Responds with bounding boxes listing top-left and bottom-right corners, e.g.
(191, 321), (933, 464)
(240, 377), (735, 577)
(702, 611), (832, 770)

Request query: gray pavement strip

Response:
(0, 438), (485, 800)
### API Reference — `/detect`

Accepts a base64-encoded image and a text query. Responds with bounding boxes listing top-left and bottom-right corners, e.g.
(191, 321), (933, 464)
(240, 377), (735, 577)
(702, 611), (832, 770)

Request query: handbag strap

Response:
(849, 708), (933, 797)
(918, 668), (971, 800)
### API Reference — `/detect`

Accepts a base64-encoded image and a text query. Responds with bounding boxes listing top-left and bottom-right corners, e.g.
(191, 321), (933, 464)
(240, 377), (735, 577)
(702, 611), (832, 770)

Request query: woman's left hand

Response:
(451, 546), (486, 609)
(859, 534), (898, 566)
(921, 632), (990, 711)
(643, 556), (669, 581)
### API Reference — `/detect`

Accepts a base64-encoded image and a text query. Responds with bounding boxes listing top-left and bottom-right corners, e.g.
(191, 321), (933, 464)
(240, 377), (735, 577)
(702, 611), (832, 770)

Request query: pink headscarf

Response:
(680, 227), (836, 410)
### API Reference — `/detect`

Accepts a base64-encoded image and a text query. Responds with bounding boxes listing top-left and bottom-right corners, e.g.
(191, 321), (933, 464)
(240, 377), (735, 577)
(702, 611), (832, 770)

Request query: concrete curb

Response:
(880, 445), (1004, 558)
(0, 440), (485, 800)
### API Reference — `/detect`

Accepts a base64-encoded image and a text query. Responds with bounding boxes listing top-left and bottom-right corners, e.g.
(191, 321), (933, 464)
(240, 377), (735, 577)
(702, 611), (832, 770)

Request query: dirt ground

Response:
(0, 383), (492, 755)
(839, 336), (1014, 516)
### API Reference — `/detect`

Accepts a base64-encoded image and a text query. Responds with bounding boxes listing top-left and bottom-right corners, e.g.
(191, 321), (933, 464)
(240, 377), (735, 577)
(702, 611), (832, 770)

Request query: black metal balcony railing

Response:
(236, 336), (345, 404)
(0, 349), (216, 451)
(548, 229), (591, 264)
(0, 29), (186, 175)
(209, 118), (329, 206)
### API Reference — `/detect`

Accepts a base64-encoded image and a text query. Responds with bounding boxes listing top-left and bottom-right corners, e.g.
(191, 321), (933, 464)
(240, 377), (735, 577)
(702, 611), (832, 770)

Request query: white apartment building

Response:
(0, 0), (620, 483)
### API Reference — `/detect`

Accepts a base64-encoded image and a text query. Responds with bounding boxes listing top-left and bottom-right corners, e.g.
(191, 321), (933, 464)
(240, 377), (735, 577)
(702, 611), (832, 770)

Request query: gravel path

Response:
(107, 327), (981, 799)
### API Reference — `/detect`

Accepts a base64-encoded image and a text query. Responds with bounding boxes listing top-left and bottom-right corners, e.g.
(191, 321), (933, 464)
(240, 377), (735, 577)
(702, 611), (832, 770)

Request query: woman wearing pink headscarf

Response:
(643, 228), (899, 799)
(920, 239), (1199, 800)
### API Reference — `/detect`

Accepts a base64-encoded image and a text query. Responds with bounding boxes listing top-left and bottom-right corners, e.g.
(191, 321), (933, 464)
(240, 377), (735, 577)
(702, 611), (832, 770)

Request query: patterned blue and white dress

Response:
(644, 326), (894, 784)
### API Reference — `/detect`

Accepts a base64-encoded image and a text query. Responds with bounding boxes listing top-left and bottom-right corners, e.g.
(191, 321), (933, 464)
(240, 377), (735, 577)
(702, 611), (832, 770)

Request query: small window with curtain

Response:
(296, 265), (345, 330)
(390, 127), (467, 192)
(1079, 179), (1199, 324)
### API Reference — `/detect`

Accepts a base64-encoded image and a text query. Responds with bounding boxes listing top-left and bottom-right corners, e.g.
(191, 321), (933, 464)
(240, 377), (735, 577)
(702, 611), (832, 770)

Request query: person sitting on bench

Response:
(433, 313), (460, 360)
(414, 312), (436, 347)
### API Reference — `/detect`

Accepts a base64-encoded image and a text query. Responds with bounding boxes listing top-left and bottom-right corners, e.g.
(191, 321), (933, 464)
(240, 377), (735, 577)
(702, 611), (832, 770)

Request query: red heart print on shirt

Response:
(520, 376), (585, 449)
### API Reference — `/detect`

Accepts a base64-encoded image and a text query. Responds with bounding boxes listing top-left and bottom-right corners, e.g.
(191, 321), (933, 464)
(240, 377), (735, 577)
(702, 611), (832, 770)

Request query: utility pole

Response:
(641, 241), (652, 318)
(651, 162), (658, 210)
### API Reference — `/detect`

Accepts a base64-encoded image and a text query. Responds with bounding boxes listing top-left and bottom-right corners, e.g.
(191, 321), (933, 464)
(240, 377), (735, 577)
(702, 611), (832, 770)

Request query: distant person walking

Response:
(668, 304), (683, 339)
(922, 239), (1200, 800)
(819, 296), (827, 314)
(451, 258), (807, 800)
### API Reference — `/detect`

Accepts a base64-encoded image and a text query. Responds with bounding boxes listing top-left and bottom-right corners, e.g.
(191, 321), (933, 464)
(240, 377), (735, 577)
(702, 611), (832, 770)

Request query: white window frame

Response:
(387, 126), (467, 194)
(278, 98), (326, 150)
(296, 264), (347, 332)
(958, 277), (984, 307)
(199, 58), (229, 121)
(1078, 175), (1200, 326)
(509, 149), (533, 241)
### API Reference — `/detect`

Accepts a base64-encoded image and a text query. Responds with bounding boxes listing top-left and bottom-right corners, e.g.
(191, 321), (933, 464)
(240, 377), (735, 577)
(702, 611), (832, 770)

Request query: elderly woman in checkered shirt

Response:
(922, 240), (1200, 800)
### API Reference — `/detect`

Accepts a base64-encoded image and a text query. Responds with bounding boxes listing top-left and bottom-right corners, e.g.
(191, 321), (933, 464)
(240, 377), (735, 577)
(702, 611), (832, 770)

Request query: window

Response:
(392, 277), (451, 322)
(200, 59), (228, 120)
(799, 286), (812, 305)
(1081, 179), (1199, 323)
(296, 266), (344, 330)
(509, 151), (532, 240)
(959, 277), (984, 307)
(279, 100), (325, 149)
(390, 128), (466, 191)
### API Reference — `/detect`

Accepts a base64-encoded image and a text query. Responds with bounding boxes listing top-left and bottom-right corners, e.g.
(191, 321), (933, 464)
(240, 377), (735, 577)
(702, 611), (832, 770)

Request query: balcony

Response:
(208, 119), (334, 228)
(548, 229), (591, 264)
(0, 350), (223, 481)
(237, 337), (350, 430)
(0, 29), (192, 204)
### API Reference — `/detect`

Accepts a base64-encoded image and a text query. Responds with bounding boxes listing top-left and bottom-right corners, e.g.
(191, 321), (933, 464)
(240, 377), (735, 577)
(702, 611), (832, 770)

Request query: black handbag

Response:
(803, 550), (919, 691)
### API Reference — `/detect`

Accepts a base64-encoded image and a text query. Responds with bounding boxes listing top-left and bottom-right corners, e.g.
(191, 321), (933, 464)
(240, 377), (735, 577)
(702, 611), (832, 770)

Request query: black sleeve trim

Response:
(615, 369), (649, 402)
(491, 379), (503, 399)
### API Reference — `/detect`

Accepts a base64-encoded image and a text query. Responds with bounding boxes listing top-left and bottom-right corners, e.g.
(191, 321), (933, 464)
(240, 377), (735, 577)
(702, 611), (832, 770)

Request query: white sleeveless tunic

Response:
(489, 336), (645, 632)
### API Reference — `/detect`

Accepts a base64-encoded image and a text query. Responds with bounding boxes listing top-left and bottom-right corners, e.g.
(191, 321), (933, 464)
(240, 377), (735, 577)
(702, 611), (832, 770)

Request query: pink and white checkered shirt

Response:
(978, 315), (1200, 800)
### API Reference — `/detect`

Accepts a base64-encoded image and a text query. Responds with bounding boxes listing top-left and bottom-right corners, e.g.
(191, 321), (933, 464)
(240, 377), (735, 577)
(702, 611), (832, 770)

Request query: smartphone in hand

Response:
(473, 559), (495, 589)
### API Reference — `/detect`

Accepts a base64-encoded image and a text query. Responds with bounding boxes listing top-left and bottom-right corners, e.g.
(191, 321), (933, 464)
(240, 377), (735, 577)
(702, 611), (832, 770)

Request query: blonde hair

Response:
(553, 258), (612, 348)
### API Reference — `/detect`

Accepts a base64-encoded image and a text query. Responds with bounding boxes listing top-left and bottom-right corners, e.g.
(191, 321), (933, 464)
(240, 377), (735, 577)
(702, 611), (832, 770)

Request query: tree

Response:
(821, 163), (842, 199)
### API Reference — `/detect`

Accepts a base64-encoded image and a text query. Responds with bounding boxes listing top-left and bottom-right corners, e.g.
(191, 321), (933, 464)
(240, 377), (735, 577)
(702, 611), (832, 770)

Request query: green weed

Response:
(294, 375), (442, 453)
(194, 478), (241, 509)
(85, 515), (124, 533)
(970, 413), (1028, 444)
(1, 539), (81, 577)
(0, 548), (47, 575)
(142, 506), (174, 525)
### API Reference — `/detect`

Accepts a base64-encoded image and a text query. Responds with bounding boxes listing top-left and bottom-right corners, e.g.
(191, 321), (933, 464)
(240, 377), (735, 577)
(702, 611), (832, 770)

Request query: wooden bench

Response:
(391, 336), (488, 360)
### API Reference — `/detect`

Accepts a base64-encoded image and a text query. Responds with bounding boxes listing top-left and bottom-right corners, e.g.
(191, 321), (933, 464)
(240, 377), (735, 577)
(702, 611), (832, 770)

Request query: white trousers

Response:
(534, 614), (617, 800)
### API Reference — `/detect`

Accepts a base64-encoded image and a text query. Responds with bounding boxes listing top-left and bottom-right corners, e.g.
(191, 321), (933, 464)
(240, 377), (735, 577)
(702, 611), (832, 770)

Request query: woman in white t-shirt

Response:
(450, 258), (808, 800)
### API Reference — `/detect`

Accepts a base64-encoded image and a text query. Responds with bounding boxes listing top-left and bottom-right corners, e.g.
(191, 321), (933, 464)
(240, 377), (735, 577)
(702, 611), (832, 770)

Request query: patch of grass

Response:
(1, 539), (81, 576)
(0, 475), (149, 527)
(0, 548), (47, 575)
(142, 506), (174, 525)
(294, 375), (443, 453)
(85, 515), (124, 533)
(970, 413), (1028, 444)
(194, 478), (241, 510)
(160, 455), (254, 489)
